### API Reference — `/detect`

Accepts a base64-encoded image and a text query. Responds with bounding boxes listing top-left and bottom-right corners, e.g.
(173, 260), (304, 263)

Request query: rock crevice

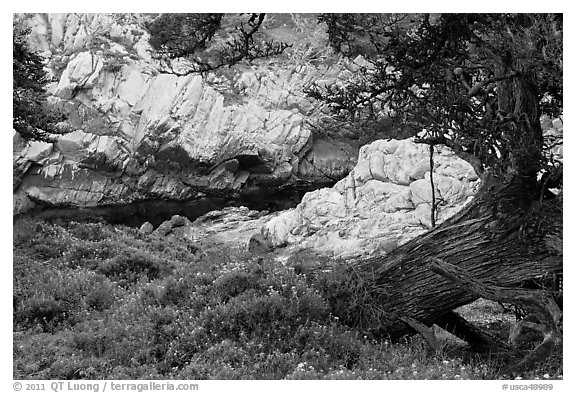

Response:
(13, 13), (358, 214)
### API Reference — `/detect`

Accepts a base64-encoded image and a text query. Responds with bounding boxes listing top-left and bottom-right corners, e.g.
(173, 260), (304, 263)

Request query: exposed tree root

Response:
(428, 257), (562, 370)
(435, 310), (511, 352)
(399, 315), (439, 350)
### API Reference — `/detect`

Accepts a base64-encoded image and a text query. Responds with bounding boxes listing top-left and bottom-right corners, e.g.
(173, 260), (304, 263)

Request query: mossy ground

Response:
(13, 217), (562, 380)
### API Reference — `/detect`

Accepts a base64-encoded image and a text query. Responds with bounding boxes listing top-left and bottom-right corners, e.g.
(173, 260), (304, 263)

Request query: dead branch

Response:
(428, 257), (562, 370)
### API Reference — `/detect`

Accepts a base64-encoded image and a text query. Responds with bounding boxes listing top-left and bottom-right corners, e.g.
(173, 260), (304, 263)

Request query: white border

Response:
(3, 4), (573, 391)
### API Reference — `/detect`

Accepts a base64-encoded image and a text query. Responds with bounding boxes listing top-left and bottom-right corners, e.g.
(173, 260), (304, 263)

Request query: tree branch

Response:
(428, 257), (561, 325)
(151, 13), (291, 76)
(463, 71), (521, 99)
(399, 315), (439, 350)
(428, 257), (562, 371)
(414, 135), (484, 178)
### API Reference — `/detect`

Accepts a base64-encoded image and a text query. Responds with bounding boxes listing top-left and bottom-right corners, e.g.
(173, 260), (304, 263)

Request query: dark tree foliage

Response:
(148, 14), (224, 59)
(13, 27), (67, 142)
(309, 13), (562, 185)
(147, 13), (291, 74)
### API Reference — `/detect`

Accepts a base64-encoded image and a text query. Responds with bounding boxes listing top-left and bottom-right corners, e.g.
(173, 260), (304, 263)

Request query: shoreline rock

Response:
(261, 138), (481, 258)
(13, 13), (359, 214)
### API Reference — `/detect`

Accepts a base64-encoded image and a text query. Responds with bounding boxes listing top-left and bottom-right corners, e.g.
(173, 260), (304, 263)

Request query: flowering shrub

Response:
(13, 217), (563, 380)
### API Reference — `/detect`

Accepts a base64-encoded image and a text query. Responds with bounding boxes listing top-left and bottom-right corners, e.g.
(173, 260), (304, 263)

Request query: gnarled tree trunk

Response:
(343, 61), (562, 353)
(310, 13), (563, 370)
(342, 177), (561, 339)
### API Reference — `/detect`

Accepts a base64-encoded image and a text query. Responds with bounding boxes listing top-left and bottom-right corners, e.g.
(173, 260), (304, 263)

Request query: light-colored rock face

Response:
(262, 139), (481, 258)
(145, 117), (563, 259)
(13, 13), (358, 213)
(542, 115), (563, 164)
(261, 114), (564, 259)
(152, 207), (277, 251)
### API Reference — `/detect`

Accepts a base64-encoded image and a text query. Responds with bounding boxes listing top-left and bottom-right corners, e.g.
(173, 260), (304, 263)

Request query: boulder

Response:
(154, 221), (172, 236)
(248, 233), (275, 255)
(170, 215), (189, 228)
(147, 206), (278, 252)
(139, 221), (153, 234)
(262, 139), (481, 258)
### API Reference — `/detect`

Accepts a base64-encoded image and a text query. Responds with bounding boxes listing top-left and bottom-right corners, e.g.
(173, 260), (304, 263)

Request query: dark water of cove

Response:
(15, 186), (316, 228)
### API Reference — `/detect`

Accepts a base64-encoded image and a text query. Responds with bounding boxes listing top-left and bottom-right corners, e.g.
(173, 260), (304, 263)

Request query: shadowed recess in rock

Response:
(14, 186), (315, 228)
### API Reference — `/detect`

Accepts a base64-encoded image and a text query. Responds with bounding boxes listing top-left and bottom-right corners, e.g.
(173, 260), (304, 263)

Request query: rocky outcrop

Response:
(151, 207), (276, 251)
(259, 114), (564, 259)
(261, 139), (481, 258)
(13, 14), (358, 214)
(146, 139), (480, 258)
(146, 113), (563, 259)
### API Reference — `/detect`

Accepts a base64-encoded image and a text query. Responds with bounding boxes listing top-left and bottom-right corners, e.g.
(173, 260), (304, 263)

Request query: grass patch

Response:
(13, 217), (562, 380)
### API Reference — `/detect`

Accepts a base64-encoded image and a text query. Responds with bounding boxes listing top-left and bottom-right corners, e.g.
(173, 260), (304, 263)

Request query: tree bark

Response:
(341, 176), (562, 341)
(498, 61), (544, 183)
(335, 65), (562, 348)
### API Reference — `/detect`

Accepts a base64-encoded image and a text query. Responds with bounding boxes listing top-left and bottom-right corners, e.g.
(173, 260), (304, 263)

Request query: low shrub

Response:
(14, 257), (122, 332)
(58, 240), (115, 270)
(62, 220), (112, 242)
(213, 270), (254, 301)
(96, 249), (173, 287)
(13, 217), (563, 380)
(17, 297), (67, 329)
(13, 218), (71, 260)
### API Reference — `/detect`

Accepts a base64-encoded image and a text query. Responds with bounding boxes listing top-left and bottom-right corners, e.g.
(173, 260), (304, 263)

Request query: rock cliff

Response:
(13, 13), (358, 214)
